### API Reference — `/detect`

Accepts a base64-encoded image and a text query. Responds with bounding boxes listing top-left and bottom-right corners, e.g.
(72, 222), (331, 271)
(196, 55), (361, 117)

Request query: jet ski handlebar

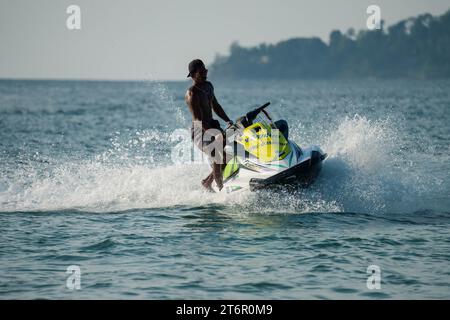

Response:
(245, 102), (271, 123)
(232, 102), (271, 128)
(226, 102), (271, 144)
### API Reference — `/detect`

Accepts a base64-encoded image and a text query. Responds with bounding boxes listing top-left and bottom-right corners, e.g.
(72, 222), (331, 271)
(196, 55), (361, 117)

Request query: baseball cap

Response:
(187, 59), (205, 77)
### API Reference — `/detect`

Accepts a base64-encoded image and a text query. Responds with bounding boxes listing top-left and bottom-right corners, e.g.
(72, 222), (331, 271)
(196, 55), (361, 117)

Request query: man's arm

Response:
(212, 96), (231, 124)
(210, 84), (232, 124)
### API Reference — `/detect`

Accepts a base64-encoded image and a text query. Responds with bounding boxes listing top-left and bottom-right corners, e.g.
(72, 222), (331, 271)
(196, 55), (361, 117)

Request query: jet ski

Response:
(212, 102), (327, 193)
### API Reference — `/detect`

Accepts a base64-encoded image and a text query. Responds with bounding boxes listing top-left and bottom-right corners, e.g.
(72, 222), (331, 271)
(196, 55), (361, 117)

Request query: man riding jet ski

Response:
(211, 102), (327, 194)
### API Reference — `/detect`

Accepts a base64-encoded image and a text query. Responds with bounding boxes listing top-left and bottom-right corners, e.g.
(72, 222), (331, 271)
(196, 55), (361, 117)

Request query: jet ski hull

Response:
(215, 147), (327, 194)
(249, 150), (325, 191)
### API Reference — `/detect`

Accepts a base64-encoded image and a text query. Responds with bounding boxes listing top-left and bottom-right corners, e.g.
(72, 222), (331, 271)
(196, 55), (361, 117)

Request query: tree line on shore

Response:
(210, 9), (450, 79)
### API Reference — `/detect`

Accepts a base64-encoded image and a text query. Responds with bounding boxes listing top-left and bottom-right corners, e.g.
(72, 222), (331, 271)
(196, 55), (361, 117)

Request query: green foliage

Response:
(211, 9), (450, 79)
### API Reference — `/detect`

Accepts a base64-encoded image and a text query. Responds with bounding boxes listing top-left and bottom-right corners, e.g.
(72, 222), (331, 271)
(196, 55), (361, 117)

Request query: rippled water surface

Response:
(0, 79), (449, 299)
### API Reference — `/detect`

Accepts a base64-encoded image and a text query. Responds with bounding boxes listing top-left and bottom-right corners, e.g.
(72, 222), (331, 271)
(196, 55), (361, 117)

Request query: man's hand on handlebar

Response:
(226, 120), (234, 129)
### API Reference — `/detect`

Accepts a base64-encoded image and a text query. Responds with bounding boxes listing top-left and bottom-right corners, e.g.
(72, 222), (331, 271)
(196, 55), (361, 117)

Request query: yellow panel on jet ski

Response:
(240, 122), (290, 162)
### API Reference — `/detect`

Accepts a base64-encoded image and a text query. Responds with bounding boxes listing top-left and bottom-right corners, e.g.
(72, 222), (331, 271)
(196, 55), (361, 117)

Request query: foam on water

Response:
(0, 114), (448, 214)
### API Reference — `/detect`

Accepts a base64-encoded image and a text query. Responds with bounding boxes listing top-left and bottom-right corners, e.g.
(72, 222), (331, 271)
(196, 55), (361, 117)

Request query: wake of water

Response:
(1, 114), (448, 214)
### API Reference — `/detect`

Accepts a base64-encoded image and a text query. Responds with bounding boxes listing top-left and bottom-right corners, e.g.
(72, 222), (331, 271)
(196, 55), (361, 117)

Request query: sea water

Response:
(0, 79), (449, 299)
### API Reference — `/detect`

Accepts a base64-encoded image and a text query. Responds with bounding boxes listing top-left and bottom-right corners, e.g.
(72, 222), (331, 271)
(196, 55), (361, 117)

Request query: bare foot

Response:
(201, 180), (216, 193)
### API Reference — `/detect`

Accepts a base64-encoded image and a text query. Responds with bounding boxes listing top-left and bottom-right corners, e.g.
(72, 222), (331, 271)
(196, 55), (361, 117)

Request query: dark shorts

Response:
(191, 121), (224, 156)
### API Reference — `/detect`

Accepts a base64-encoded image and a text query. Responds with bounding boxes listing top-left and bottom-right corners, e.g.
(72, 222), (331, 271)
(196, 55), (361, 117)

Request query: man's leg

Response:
(200, 162), (224, 191)
(202, 171), (214, 187)
(212, 162), (224, 190)
(213, 132), (226, 190)
(192, 126), (216, 191)
(201, 171), (215, 192)
(202, 130), (226, 191)
(203, 152), (229, 191)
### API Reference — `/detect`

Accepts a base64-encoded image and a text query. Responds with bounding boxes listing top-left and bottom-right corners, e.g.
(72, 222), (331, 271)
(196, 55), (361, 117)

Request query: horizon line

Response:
(0, 77), (188, 83)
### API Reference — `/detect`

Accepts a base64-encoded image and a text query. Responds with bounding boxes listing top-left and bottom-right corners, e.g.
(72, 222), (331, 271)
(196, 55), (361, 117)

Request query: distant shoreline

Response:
(210, 9), (450, 80)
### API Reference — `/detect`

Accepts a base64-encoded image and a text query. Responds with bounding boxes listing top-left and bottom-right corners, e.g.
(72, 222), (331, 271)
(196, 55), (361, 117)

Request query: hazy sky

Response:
(1, 0), (449, 80)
